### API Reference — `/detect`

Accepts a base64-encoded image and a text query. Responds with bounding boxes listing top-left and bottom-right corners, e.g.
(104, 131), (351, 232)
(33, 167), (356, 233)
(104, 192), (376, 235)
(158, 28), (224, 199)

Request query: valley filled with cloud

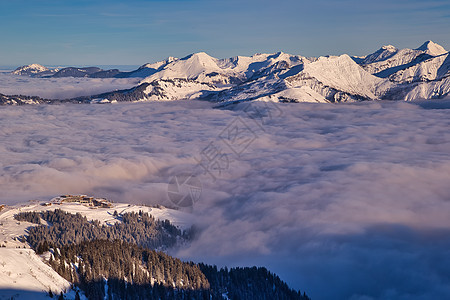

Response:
(0, 100), (449, 299)
(0, 72), (139, 99)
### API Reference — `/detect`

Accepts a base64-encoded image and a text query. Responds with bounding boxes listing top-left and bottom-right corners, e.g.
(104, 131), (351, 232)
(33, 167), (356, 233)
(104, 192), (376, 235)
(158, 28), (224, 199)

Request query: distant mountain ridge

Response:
(4, 40), (449, 105)
(12, 64), (122, 78)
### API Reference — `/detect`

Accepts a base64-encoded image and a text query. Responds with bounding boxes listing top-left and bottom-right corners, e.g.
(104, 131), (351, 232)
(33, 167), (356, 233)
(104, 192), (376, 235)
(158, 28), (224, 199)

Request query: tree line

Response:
(51, 239), (309, 300)
(15, 209), (189, 252)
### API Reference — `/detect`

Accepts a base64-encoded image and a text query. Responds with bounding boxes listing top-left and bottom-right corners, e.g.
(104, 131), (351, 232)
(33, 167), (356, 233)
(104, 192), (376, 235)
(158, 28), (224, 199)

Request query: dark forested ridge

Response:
(53, 240), (209, 299)
(15, 209), (189, 252)
(51, 240), (309, 300)
(15, 209), (310, 299)
(0, 93), (49, 105)
(199, 264), (309, 300)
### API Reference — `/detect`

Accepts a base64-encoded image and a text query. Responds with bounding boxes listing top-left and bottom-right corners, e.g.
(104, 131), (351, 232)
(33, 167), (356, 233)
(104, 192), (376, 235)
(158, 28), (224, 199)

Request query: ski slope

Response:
(0, 248), (72, 300)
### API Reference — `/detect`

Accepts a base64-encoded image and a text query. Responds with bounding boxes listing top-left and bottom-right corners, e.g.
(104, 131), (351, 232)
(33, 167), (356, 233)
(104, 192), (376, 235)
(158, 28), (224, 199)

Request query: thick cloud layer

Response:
(0, 72), (139, 99)
(0, 100), (449, 299)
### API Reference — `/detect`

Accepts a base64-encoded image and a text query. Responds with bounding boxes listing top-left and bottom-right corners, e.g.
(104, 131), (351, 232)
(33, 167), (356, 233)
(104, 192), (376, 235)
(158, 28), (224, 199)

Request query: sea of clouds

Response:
(0, 72), (139, 99)
(0, 99), (449, 299)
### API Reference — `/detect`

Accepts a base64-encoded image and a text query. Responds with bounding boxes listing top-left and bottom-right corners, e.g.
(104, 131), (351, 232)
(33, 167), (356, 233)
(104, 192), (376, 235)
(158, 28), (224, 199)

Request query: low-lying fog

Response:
(0, 99), (449, 299)
(0, 72), (139, 99)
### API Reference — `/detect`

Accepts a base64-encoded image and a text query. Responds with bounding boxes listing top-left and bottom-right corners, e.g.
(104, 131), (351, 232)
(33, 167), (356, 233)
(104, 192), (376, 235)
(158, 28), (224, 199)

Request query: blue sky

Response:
(1, 0), (449, 66)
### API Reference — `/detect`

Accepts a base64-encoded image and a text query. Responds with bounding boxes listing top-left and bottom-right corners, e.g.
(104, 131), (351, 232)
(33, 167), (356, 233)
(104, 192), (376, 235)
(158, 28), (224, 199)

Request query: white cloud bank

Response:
(0, 100), (449, 299)
(0, 72), (139, 99)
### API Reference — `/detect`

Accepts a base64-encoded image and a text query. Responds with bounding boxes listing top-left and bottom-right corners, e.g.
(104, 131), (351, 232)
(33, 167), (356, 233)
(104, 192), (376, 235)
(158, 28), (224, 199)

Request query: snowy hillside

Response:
(142, 78), (218, 101)
(355, 45), (398, 65)
(0, 200), (192, 235)
(388, 52), (450, 83)
(287, 54), (389, 101)
(0, 202), (73, 299)
(0, 198), (193, 299)
(0, 249), (72, 300)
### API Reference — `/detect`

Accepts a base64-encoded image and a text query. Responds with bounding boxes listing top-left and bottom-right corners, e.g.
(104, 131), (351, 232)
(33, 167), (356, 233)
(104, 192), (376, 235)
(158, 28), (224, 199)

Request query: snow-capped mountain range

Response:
(6, 41), (450, 105)
(11, 64), (122, 78)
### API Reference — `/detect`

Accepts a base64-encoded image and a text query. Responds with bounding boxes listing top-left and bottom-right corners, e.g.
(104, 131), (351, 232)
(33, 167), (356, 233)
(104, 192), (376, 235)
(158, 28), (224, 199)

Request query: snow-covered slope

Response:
(209, 75), (291, 103)
(388, 76), (450, 101)
(0, 249), (71, 300)
(357, 45), (398, 65)
(388, 52), (450, 83)
(217, 52), (309, 80)
(255, 86), (329, 103)
(407, 77), (450, 100)
(0, 200), (193, 232)
(0, 202), (72, 298)
(83, 79), (218, 102)
(298, 54), (385, 99)
(142, 78), (218, 101)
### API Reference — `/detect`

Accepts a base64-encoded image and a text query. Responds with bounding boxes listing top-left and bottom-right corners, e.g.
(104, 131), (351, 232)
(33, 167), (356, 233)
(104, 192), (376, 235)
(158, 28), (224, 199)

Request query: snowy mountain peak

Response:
(381, 45), (397, 51)
(416, 40), (447, 56)
(25, 63), (47, 70)
(167, 56), (177, 63)
(359, 45), (399, 65)
(183, 51), (216, 62)
(11, 63), (49, 75)
(273, 51), (286, 57)
(139, 56), (179, 70)
(178, 52), (220, 71)
(298, 54), (383, 100)
(141, 51), (229, 85)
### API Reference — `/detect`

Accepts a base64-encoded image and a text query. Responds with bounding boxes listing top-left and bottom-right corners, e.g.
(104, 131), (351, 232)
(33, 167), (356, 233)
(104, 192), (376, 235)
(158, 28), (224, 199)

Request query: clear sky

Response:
(1, 0), (449, 66)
